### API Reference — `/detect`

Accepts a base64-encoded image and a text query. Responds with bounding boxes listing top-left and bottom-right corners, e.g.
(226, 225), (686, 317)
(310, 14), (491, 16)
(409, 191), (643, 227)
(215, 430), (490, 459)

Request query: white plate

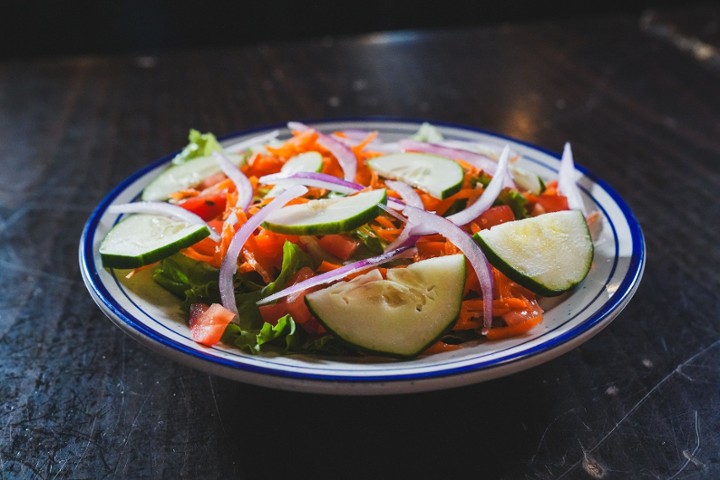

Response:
(79, 119), (645, 395)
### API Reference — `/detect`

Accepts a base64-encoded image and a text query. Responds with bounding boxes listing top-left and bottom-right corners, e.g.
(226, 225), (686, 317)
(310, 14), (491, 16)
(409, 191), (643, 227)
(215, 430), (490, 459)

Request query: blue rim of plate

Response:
(79, 118), (645, 392)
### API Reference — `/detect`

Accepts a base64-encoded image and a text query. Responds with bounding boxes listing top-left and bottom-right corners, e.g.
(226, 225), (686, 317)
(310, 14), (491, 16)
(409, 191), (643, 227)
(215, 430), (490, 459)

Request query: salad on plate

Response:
(98, 122), (595, 359)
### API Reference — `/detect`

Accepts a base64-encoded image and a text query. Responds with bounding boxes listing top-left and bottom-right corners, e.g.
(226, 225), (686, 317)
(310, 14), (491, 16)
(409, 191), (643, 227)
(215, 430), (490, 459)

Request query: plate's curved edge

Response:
(79, 119), (646, 394)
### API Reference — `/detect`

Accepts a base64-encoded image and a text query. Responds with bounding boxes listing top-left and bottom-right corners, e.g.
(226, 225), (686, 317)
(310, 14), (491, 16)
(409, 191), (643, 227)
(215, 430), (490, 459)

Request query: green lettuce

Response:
(172, 129), (223, 165)
(153, 253), (221, 308)
(152, 241), (327, 354)
(351, 224), (386, 256)
(262, 241), (314, 296)
(496, 189), (529, 219)
(222, 314), (300, 353)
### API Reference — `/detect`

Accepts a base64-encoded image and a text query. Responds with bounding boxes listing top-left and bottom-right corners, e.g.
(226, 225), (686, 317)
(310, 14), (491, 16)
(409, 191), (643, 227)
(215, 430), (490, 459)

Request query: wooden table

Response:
(2, 4), (719, 478)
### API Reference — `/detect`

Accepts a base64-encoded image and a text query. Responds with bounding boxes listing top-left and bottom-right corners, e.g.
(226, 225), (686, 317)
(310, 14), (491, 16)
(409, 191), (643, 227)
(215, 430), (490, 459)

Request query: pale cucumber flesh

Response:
(264, 151), (324, 198)
(100, 213), (211, 269)
(262, 188), (387, 235)
(368, 153), (464, 199)
(473, 210), (593, 296)
(305, 254), (466, 357)
(141, 153), (243, 201)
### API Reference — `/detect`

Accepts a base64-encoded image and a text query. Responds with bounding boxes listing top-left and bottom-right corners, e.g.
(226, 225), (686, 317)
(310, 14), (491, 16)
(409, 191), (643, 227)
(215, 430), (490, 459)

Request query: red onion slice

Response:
(108, 201), (220, 242)
(558, 142), (585, 213)
(382, 179), (423, 251)
(219, 185), (308, 314)
(288, 122), (357, 182)
(443, 145), (511, 228)
(398, 138), (498, 174)
(214, 151), (253, 211)
(259, 171), (361, 195)
(403, 207), (494, 334)
(256, 245), (415, 306)
(385, 179), (423, 209)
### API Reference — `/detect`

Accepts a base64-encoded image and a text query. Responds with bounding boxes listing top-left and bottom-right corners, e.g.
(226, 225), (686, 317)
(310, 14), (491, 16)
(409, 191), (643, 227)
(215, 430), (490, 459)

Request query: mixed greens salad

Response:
(99, 122), (595, 358)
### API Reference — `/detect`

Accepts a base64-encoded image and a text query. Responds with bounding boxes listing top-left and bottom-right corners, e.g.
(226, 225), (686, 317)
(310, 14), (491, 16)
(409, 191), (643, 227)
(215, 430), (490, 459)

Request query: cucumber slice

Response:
(510, 165), (545, 195)
(265, 151), (324, 198)
(99, 213), (211, 269)
(472, 210), (593, 296)
(142, 153), (243, 201)
(305, 254), (466, 357)
(282, 151), (323, 174)
(263, 188), (387, 235)
(368, 153), (463, 199)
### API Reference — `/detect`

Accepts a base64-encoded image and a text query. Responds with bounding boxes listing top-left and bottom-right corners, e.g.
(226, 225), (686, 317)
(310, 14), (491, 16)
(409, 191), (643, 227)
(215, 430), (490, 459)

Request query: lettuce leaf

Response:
(153, 253), (221, 308)
(261, 241), (314, 297)
(220, 315), (299, 353)
(351, 224), (386, 256)
(496, 189), (529, 219)
(152, 241), (325, 353)
(172, 129), (223, 165)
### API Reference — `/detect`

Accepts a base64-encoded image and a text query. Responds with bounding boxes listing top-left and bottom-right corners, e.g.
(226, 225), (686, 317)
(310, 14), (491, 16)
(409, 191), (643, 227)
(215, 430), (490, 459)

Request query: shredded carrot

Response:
(485, 314), (543, 340)
(423, 341), (462, 355)
(374, 215), (396, 229)
(317, 260), (342, 273)
(169, 188), (201, 200)
(265, 130), (318, 158)
(124, 262), (158, 279)
(182, 247), (216, 264)
(371, 225), (402, 243)
(244, 154), (284, 178)
(351, 131), (378, 157)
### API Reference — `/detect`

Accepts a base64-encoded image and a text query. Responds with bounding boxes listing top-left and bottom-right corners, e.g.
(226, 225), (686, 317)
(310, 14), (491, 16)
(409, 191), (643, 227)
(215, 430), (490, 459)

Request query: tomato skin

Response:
(257, 267), (322, 334)
(179, 194), (227, 221)
(317, 234), (360, 260)
(476, 205), (515, 229)
(526, 193), (569, 214)
(189, 303), (236, 346)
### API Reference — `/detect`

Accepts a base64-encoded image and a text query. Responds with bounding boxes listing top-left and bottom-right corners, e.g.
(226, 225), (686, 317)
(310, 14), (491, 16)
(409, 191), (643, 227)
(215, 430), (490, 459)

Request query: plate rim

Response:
(79, 117), (646, 394)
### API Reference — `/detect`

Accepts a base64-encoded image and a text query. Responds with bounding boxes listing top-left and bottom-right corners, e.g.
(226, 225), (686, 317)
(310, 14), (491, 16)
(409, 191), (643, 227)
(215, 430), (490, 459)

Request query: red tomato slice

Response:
(476, 205), (515, 229)
(317, 234), (360, 260)
(189, 303), (236, 346)
(257, 267), (318, 329)
(534, 194), (569, 213)
(179, 194), (227, 221)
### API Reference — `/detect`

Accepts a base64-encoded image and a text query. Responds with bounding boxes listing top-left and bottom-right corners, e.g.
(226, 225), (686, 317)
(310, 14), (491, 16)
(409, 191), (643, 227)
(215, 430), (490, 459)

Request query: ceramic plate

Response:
(79, 119), (645, 395)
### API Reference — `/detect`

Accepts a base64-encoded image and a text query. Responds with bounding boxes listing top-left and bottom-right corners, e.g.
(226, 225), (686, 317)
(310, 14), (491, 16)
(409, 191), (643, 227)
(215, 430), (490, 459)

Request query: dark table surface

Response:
(2, 3), (719, 479)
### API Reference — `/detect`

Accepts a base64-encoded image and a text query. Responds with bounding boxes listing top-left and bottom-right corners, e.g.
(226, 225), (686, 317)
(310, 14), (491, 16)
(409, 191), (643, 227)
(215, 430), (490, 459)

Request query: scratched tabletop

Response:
(2, 3), (719, 479)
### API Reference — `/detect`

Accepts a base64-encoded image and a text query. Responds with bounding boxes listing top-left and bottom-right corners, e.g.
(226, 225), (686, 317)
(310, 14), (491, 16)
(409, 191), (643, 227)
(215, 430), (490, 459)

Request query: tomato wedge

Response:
(189, 303), (236, 346)
(261, 267), (315, 323)
(179, 194), (227, 221)
(317, 234), (360, 260)
(475, 205), (515, 229)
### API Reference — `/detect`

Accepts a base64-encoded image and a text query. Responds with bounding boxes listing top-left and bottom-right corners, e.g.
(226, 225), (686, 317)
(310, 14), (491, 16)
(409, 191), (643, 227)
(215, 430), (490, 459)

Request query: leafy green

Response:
(496, 189), (529, 219)
(153, 253), (221, 308)
(352, 224), (386, 256)
(472, 172), (493, 189)
(222, 314), (301, 353)
(233, 290), (264, 330)
(152, 241), (327, 353)
(443, 199), (468, 217)
(224, 241), (312, 331)
(257, 315), (301, 351)
(262, 241), (313, 296)
(172, 129), (222, 165)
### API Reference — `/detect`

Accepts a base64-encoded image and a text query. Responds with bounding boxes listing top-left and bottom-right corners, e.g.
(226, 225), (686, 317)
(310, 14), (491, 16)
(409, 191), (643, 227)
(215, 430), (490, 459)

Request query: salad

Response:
(99, 122), (595, 359)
